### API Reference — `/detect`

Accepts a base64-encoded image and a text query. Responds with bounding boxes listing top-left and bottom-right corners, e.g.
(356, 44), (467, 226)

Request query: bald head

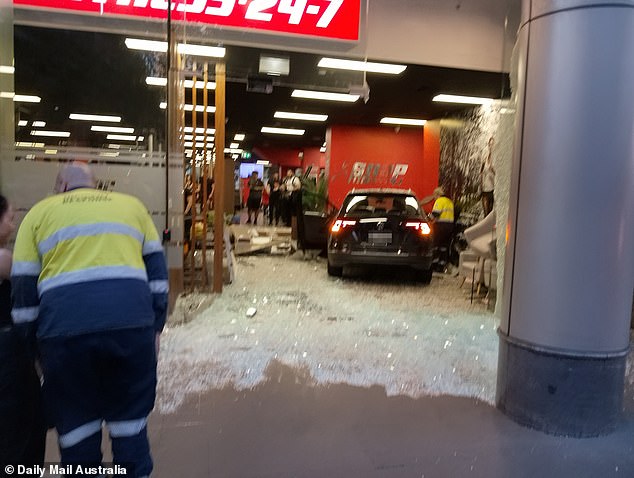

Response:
(54, 161), (96, 193)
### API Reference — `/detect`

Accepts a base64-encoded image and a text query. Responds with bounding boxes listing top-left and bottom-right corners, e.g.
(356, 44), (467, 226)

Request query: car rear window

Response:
(342, 194), (421, 216)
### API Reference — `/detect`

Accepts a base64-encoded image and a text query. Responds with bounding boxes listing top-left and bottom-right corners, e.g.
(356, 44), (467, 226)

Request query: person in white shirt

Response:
(281, 169), (301, 226)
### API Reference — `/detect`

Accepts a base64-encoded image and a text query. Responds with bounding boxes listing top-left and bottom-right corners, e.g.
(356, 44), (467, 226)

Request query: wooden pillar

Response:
(213, 62), (226, 293)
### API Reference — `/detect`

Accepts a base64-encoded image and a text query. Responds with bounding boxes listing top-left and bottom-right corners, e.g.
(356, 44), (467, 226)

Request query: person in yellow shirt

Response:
(431, 187), (455, 271)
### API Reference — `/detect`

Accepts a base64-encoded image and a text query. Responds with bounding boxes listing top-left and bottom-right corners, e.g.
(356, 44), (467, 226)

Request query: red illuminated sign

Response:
(14, 0), (360, 41)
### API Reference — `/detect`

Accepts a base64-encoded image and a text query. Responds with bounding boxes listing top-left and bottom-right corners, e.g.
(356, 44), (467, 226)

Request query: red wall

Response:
(327, 125), (440, 208)
(253, 146), (302, 169)
(302, 147), (326, 176)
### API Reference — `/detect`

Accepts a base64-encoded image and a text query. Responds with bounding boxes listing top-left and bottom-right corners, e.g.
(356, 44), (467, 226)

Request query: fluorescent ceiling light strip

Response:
(0, 65), (14, 74)
(257, 160), (270, 165)
(229, 142), (239, 149)
(183, 127), (216, 134)
(160, 102), (215, 113)
(0, 92), (14, 98)
(184, 79), (216, 89)
(125, 38), (225, 58)
(44, 149), (58, 155)
(432, 94), (494, 105)
(318, 57), (406, 75)
(177, 44), (225, 58)
(13, 94), (41, 103)
(16, 142), (45, 148)
(106, 134), (137, 141)
(274, 111), (328, 122)
(30, 130), (70, 138)
(234, 134), (245, 141)
(225, 148), (243, 154)
(18, 120), (27, 127)
(380, 117), (426, 126)
(91, 125), (134, 134)
(146, 77), (216, 89)
(261, 126), (305, 136)
(292, 89), (359, 103)
(32, 121), (46, 127)
(125, 38), (167, 52)
(69, 113), (122, 122)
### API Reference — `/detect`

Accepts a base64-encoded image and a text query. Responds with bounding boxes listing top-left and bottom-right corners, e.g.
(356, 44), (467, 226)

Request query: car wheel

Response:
(419, 268), (433, 284)
(327, 262), (343, 277)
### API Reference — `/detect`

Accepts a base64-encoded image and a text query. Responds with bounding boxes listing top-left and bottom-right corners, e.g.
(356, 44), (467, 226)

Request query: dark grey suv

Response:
(327, 189), (434, 282)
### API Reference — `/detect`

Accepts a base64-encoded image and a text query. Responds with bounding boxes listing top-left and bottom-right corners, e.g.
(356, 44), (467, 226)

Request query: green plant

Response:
(301, 174), (329, 212)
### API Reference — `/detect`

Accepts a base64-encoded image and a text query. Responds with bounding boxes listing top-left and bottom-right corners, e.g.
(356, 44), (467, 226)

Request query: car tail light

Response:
(331, 219), (357, 233)
(405, 221), (431, 235)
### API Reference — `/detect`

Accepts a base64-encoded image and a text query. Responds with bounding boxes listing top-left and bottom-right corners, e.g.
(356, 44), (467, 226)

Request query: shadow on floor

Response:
(149, 360), (634, 478)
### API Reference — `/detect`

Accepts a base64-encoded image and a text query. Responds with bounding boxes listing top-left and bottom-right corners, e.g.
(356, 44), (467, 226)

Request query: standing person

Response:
(480, 137), (495, 216)
(267, 172), (281, 226)
(281, 169), (301, 227)
(246, 171), (264, 225)
(0, 194), (47, 468)
(11, 162), (168, 477)
(431, 186), (455, 271)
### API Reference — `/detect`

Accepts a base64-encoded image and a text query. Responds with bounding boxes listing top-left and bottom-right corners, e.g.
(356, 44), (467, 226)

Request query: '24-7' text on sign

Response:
(14, 0), (361, 40)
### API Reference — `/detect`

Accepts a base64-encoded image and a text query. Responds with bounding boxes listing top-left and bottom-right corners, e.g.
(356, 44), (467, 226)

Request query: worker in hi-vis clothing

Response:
(11, 161), (168, 477)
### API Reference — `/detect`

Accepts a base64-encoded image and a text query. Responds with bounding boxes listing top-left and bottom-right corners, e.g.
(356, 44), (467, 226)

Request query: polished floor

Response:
(44, 359), (634, 478)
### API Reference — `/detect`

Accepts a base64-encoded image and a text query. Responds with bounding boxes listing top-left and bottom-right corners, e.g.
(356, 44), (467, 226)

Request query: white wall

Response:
(14, 0), (521, 73)
(362, 0), (520, 72)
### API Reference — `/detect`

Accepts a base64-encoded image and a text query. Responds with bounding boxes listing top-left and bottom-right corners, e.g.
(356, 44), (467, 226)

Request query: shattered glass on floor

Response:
(157, 253), (501, 414)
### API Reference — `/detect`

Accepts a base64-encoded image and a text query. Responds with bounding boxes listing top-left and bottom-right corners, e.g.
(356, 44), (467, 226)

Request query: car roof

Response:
(345, 188), (416, 196)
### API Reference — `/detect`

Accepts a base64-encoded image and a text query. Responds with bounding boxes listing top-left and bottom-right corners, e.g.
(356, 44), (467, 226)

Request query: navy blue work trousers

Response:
(38, 327), (157, 477)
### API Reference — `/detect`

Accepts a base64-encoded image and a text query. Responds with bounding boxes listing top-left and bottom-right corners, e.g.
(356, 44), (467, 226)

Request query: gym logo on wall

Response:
(348, 162), (408, 186)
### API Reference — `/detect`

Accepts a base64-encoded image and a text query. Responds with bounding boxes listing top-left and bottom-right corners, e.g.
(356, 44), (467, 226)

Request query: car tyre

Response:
(327, 261), (343, 277)
(419, 268), (433, 284)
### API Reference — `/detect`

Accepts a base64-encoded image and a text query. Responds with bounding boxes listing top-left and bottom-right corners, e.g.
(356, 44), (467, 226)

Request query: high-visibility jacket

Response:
(11, 188), (168, 339)
(432, 196), (455, 223)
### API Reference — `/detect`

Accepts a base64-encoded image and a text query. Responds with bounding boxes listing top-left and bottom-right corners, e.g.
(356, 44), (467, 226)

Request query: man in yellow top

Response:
(431, 186), (455, 271)
(11, 161), (168, 477)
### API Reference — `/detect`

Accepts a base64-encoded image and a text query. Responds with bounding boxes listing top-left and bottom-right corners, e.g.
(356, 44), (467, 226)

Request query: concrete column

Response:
(497, 0), (634, 436)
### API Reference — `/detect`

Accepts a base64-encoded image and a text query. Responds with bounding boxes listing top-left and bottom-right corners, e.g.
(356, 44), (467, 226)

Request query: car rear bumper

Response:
(328, 249), (433, 269)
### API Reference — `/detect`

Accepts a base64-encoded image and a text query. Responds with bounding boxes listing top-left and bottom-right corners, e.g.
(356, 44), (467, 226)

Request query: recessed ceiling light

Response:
(291, 89), (359, 102)
(32, 121), (46, 127)
(234, 134), (245, 141)
(380, 117), (426, 126)
(18, 120), (27, 127)
(225, 148), (243, 154)
(69, 113), (122, 122)
(274, 111), (328, 122)
(229, 142), (239, 149)
(30, 130), (70, 137)
(432, 94), (494, 105)
(261, 126), (305, 136)
(318, 57), (406, 75)
(91, 125), (135, 134)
